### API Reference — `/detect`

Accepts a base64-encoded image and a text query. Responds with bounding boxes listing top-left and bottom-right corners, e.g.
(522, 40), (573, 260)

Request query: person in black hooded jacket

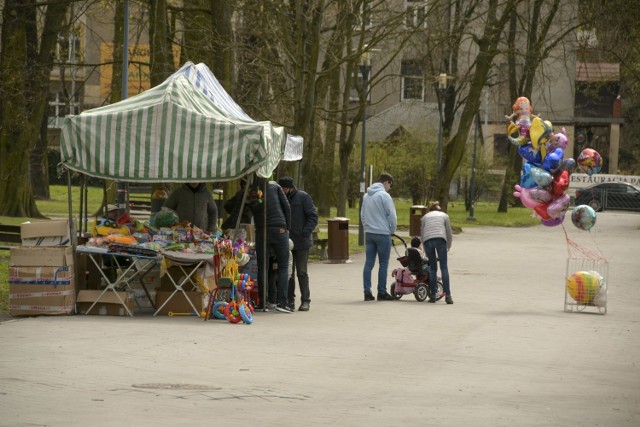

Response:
(248, 178), (292, 313)
(278, 176), (318, 311)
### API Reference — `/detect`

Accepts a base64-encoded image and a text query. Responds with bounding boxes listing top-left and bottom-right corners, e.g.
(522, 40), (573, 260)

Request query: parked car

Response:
(574, 182), (640, 212)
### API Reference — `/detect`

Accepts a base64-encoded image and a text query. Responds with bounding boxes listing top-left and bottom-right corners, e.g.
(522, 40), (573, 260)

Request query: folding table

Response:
(154, 251), (214, 317)
(76, 245), (161, 316)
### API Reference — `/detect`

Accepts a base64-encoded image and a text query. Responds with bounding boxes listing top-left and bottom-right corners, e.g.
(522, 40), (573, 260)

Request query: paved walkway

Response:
(1, 212), (639, 426)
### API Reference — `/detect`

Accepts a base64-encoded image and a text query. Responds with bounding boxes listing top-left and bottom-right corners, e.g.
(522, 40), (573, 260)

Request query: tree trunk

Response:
(0, 0), (68, 217)
(30, 114), (50, 199)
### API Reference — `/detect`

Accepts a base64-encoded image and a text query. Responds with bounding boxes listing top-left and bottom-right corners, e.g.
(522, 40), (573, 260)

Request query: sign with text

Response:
(99, 43), (180, 100)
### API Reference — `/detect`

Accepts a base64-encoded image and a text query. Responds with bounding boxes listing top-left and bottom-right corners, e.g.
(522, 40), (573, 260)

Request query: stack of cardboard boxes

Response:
(8, 220), (77, 316)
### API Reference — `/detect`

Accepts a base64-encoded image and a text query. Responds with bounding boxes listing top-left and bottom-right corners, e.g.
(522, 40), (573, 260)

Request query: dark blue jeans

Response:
(288, 248), (310, 305)
(362, 233), (392, 295)
(424, 238), (451, 297)
(255, 227), (290, 306)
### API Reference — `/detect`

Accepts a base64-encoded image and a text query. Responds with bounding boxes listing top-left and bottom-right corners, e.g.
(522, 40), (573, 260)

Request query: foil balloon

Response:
(528, 186), (553, 204)
(513, 184), (543, 209)
(562, 158), (577, 173)
(543, 147), (564, 174)
(577, 148), (603, 176)
(552, 170), (570, 196)
(520, 163), (537, 188)
(530, 166), (553, 188)
(548, 129), (568, 151)
(506, 97), (533, 146)
(547, 194), (570, 219)
(529, 117), (553, 159)
(518, 143), (542, 165)
(541, 215), (565, 227)
(533, 203), (551, 220)
(571, 205), (597, 231)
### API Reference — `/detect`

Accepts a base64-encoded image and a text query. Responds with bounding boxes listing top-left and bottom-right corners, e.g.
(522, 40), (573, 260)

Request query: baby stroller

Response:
(390, 234), (444, 302)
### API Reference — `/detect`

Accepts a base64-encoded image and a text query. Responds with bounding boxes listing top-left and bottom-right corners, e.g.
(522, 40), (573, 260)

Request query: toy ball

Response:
(566, 271), (603, 304)
(571, 205), (597, 231)
(577, 148), (603, 176)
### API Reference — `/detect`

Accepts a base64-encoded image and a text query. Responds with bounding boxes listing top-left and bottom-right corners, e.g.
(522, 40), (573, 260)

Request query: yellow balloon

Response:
(529, 117), (553, 159)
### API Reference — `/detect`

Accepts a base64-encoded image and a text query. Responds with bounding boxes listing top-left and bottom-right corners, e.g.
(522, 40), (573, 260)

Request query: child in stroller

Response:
(390, 235), (444, 301)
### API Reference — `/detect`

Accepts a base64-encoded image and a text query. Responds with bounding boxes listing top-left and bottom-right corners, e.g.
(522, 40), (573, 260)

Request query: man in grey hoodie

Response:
(361, 173), (397, 301)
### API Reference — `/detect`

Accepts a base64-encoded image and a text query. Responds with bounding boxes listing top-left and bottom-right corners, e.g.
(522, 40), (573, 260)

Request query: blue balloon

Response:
(543, 147), (564, 173)
(520, 163), (537, 188)
(518, 143), (542, 165)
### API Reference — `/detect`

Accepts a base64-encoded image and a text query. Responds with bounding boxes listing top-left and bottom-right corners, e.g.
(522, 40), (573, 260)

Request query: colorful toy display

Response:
(506, 96), (604, 230)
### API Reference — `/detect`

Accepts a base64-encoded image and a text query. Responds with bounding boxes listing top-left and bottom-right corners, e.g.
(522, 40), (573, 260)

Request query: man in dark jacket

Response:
(164, 183), (218, 232)
(249, 178), (292, 313)
(278, 176), (318, 311)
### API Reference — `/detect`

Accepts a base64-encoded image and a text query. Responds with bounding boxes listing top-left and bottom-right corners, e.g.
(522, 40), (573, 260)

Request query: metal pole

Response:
(468, 113), (479, 221)
(437, 90), (444, 174)
(116, 0), (129, 217)
(358, 64), (369, 246)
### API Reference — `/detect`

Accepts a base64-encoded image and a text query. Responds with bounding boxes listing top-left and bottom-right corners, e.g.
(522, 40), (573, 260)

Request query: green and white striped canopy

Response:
(60, 74), (279, 182)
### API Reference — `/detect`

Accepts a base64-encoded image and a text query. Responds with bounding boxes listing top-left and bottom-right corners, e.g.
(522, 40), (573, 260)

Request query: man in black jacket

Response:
(249, 177), (292, 313)
(278, 176), (318, 312)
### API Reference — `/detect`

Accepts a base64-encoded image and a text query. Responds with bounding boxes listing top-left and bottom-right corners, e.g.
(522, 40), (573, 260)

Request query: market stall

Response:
(56, 63), (301, 319)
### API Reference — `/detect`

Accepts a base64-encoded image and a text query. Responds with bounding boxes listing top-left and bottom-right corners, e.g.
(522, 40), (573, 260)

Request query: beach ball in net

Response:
(571, 205), (596, 231)
(566, 271), (602, 304)
(577, 148), (603, 176)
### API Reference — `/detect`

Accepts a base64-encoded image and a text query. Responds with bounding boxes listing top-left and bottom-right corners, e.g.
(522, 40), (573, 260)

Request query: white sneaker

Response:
(266, 303), (277, 312)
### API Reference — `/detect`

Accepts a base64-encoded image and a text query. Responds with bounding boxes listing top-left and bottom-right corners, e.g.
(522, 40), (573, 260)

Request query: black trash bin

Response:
(327, 217), (350, 263)
(409, 205), (428, 236)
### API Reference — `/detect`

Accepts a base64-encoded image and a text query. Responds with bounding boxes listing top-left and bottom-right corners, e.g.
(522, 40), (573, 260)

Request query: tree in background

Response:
(0, 0), (69, 217)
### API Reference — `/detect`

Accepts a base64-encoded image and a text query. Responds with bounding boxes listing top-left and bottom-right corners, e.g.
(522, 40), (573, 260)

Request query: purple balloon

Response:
(547, 194), (570, 219)
(541, 215), (565, 227)
(528, 187), (553, 204)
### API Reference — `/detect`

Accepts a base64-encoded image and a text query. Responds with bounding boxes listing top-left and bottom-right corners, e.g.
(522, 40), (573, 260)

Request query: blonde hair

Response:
(429, 201), (441, 211)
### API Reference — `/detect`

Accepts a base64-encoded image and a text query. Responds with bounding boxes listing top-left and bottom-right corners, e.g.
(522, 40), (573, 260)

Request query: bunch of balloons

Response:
(507, 97), (602, 229)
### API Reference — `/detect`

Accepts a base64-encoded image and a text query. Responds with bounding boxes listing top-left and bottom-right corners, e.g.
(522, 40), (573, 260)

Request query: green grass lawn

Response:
(0, 185), (538, 313)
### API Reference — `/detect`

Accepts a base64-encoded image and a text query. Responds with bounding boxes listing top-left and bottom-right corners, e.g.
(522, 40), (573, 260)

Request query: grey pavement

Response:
(1, 212), (639, 427)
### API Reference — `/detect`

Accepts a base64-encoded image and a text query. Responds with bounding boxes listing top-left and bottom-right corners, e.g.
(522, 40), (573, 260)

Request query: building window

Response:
(401, 60), (423, 101)
(405, 0), (427, 29)
(350, 65), (371, 102)
(352, 0), (372, 29)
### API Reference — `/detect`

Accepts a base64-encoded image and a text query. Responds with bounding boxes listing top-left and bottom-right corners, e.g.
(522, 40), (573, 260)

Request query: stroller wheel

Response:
(435, 279), (444, 301)
(390, 283), (403, 300)
(414, 283), (428, 302)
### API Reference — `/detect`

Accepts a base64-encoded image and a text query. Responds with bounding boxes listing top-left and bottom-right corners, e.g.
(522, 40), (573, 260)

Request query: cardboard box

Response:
(76, 290), (135, 316)
(9, 246), (74, 267)
(20, 219), (76, 247)
(9, 283), (76, 316)
(9, 266), (73, 285)
(155, 291), (207, 315)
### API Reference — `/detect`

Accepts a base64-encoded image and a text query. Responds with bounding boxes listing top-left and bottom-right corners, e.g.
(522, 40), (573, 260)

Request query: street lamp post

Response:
(116, 0), (130, 217)
(436, 73), (448, 174)
(358, 53), (370, 246)
(467, 113), (480, 221)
